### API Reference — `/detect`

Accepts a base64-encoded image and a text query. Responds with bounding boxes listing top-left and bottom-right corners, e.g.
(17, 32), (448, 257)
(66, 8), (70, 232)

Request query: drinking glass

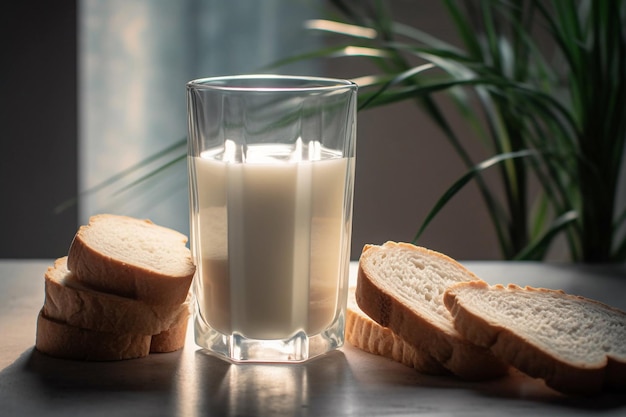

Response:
(186, 74), (357, 362)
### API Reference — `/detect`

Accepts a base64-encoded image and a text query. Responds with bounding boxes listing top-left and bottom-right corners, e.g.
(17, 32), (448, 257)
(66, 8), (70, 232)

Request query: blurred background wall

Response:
(1, 1), (78, 258)
(1, 0), (504, 260)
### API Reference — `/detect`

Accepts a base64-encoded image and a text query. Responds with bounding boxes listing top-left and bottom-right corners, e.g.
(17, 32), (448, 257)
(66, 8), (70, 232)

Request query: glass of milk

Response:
(186, 75), (357, 362)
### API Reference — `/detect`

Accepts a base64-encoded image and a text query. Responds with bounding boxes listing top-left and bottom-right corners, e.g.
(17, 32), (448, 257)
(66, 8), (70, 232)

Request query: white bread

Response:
(43, 257), (190, 335)
(443, 281), (626, 395)
(35, 311), (152, 361)
(37, 214), (194, 360)
(346, 286), (449, 375)
(67, 214), (195, 306)
(35, 309), (189, 360)
(150, 312), (190, 353)
(355, 242), (508, 380)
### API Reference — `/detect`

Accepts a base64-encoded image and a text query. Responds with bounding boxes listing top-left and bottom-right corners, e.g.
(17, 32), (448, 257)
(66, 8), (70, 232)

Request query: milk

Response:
(192, 142), (352, 340)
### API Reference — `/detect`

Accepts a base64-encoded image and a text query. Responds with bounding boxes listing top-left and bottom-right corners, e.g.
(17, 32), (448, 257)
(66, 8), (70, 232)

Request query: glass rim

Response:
(186, 74), (357, 93)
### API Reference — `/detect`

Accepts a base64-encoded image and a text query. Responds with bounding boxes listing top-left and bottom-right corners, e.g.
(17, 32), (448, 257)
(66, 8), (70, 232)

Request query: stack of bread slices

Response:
(35, 214), (196, 361)
(346, 241), (626, 396)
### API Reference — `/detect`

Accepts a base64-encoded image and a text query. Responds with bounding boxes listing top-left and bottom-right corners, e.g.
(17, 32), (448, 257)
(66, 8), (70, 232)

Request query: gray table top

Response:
(1, 259), (626, 416)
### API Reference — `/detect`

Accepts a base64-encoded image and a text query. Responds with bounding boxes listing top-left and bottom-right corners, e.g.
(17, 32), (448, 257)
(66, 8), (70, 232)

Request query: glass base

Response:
(193, 312), (345, 363)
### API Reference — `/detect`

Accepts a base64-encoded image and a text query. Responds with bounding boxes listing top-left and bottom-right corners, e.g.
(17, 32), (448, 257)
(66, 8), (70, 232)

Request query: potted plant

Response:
(280, 0), (625, 262)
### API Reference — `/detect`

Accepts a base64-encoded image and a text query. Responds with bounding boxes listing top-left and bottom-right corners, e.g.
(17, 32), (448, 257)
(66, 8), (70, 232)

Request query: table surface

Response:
(1, 259), (626, 416)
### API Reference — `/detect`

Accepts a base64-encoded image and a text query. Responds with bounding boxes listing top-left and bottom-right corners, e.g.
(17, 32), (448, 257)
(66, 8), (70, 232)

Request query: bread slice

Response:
(444, 281), (626, 395)
(35, 311), (152, 361)
(67, 214), (195, 305)
(346, 286), (449, 375)
(356, 242), (508, 380)
(36, 306), (190, 360)
(43, 257), (190, 335)
(150, 312), (190, 353)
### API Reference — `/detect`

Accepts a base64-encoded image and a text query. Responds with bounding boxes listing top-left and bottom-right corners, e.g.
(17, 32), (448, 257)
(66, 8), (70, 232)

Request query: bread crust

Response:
(356, 242), (508, 381)
(444, 281), (626, 395)
(43, 257), (190, 335)
(150, 313), (190, 353)
(35, 311), (151, 361)
(36, 306), (190, 360)
(67, 214), (195, 306)
(346, 287), (449, 375)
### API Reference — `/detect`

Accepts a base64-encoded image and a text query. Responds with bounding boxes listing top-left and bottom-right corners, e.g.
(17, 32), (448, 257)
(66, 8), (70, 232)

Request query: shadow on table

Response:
(22, 346), (183, 392)
(191, 345), (626, 416)
(343, 344), (626, 412)
(472, 368), (626, 410)
(4, 343), (625, 415)
(0, 346), (185, 416)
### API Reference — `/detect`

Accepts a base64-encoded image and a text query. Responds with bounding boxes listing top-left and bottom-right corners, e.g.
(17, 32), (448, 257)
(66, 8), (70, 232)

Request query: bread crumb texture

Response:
(365, 242), (481, 332)
(79, 214), (194, 277)
(449, 283), (626, 366)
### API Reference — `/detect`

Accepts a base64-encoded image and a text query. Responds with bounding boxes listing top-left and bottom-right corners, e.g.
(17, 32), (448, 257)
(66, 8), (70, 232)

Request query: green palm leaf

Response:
(412, 150), (535, 245)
